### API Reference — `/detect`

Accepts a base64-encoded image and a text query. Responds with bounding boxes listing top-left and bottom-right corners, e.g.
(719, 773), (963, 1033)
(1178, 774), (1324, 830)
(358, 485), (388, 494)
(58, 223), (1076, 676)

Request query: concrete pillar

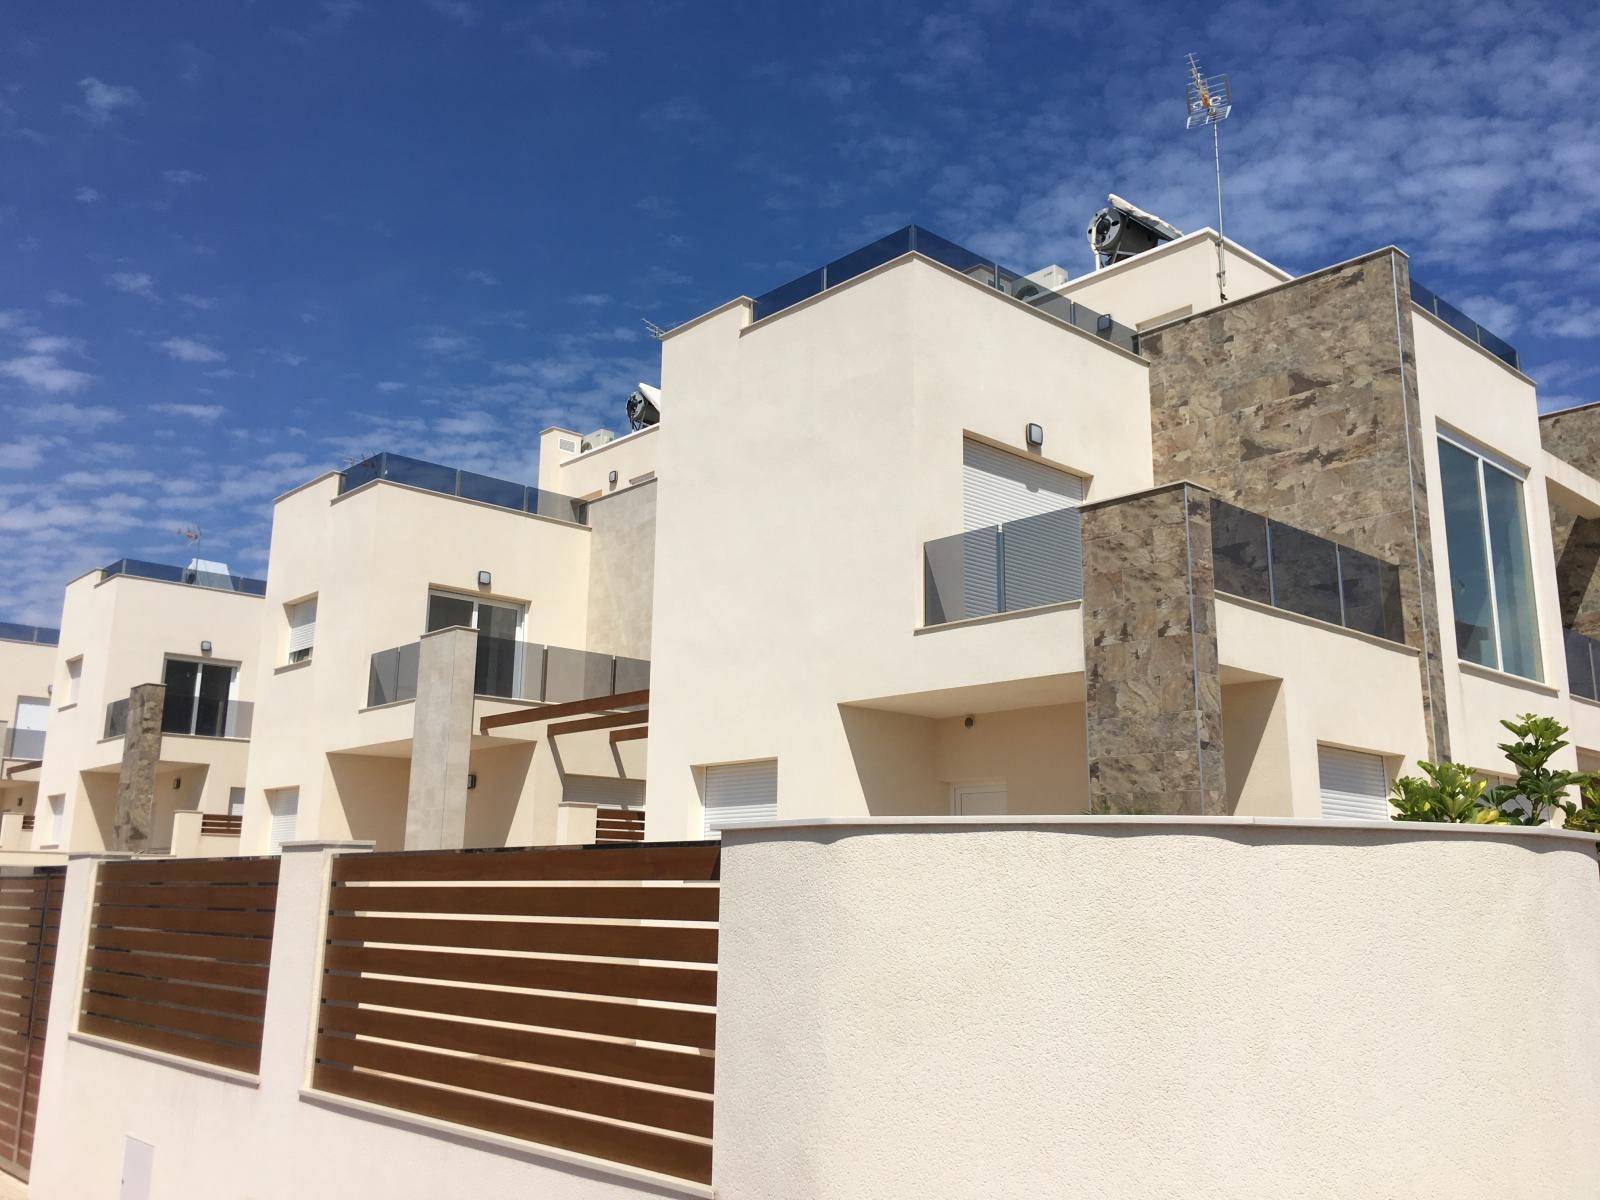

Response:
(1082, 482), (1227, 814)
(404, 627), (476, 850)
(111, 683), (165, 852)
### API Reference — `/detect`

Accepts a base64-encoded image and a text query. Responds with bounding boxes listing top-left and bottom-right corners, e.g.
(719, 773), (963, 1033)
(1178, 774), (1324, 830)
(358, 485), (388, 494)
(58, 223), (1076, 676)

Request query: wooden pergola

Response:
(477, 688), (649, 740)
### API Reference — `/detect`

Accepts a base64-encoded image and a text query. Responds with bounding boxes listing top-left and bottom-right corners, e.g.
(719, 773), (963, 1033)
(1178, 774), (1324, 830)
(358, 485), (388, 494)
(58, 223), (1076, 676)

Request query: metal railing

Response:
(104, 696), (253, 739)
(100, 558), (267, 597)
(338, 452), (587, 524)
(1410, 279), (1519, 371)
(1565, 629), (1600, 702)
(2, 727), (44, 761)
(751, 225), (1140, 353)
(367, 636), (650, 708)
(924, 506), (1083, 625)
(0, 623), (59, 646)
(1211, 499), (1406, 643)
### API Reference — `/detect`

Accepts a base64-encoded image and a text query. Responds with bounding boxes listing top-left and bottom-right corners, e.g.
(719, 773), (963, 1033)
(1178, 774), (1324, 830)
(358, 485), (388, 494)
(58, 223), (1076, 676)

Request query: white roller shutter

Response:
(1318, 747), (1390, 821)
(268, 787), (299, 851)
(287, 598), (317, 661)
(962, 438), (1085, 529)
(703, 760), (777, 836)
(962, 439), (1086, 610)
(563, 775), (646, 806)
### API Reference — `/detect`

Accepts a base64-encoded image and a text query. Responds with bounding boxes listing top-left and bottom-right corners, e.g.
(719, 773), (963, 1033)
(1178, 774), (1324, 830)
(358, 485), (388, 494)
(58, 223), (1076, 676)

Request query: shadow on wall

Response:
(465, 741), (533, 848)
(328, 752), (409, 850)
(1220, 679), (1291, 817)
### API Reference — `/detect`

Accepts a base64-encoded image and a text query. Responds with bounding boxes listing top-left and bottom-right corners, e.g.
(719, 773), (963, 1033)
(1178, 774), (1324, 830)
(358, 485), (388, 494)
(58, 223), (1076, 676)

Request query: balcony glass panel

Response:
(912, 227), (996, 288)
(544, 646), (615, 704)
(382, 453), (459, 495)
(1336, 545), (1405, 642)
(1265, 520), (1343, 626)
(457, 469), (527, 510)
(100, 558), (266, 596)
(1565, 630), (1598, 702)
(474, 633), (539, 700)
(1210, 500), (1272, 605)
(4, 728), (45, 760)
(0, 622), (59, 645)
(1000, 507), (1082, 611)
(751, 269), (825, 322)
(530, 489), (586, 523)
(104, 698), (129, 740)
(368, 642), (420, 707)
(613, 655), (651, 694)
(825, 228), (911, 290)
(924, 526), (997, 625)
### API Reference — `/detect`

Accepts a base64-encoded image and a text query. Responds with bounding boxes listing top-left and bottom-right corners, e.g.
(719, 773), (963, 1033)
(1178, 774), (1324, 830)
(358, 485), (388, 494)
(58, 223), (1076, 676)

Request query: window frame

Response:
(1436, 432), (1543, 680)
(64, 657), (82, 706)
(160, 654), (241, 737)
(285, 595), (318, 665)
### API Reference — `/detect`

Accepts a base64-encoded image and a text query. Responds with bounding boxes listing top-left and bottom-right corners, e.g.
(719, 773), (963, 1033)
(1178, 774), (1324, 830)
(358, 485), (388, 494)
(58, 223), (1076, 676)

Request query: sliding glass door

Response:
(162, 658), (237, 736)
(426, 591), (525, 697)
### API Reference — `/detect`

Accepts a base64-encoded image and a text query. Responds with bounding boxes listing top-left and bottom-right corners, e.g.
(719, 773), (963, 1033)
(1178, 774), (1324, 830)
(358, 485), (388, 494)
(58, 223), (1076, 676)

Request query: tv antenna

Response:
(176, 524), (202, 552)
(1185, 52), (1233, 303)
(641, 317), (670, 341)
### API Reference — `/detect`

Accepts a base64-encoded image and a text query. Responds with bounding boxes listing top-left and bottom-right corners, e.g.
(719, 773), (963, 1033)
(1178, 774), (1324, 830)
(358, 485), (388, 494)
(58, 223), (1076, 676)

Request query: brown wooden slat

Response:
(322, 945), (715, 1006)
(199, 815), (244, 836)
(94, 884), (278, 910)
(310, 1064), (710, 1184)
(91, 905), (276, 937)
(80, 992), (263, 1047)
(319, 974), (715, 1050)
(98, 858), (280, 886)
(548, 709), (649, 738)
(328, 884), (718, 922)
(331, 843), (719, 884)
(479, 689), (650, 734)
(83, 969), (267, 1019)
(325, 914), (717, 962)
(608, 727), (648, 744)
(88, 927), (273, 965)
(78, 1013), (259, 1073)
(316, 1033), (711, 1137)
(86, 948), (268, 991)
(317, 1003), (714, 1093)
(594, 830), (645, 843)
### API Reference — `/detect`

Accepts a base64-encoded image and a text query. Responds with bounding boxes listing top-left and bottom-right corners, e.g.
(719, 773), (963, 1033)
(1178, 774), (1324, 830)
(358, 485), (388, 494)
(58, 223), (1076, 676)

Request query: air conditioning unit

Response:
(581, 429), (615, 453)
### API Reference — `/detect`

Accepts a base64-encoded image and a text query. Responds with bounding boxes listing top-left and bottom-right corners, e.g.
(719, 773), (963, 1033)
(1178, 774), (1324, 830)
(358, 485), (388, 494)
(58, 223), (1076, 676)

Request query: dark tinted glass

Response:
(383, 454), (458, 495)
(751, 269), (825, 321)
(458, 470), (525, 510)
(1565, 631), (1597, 702)
(426, 593), (475, 632)
(1210, 500), (1271, 604)
(911, 228), (995, 288)
(1338, 546), (1405, 641)
(1267, 520), (1342, 625)
(825, 228), (911, 290)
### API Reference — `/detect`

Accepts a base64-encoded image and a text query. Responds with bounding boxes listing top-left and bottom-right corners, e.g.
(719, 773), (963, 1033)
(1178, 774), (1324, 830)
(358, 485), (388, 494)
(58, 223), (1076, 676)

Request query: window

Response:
(227, 787), (246, 818)
(267, 787), (299, 852)
(161, 657), (238, 737)
(64, 657), (82, 706)
(46, 794), (64, 847)
(1318, 746), (1390, 820)
(286, 597), (317, 664)
(426, 590), (525, 697)
(702, 760), (777, 837)
(1437, 436), (1542, 679)
(8, 698), (47, 760)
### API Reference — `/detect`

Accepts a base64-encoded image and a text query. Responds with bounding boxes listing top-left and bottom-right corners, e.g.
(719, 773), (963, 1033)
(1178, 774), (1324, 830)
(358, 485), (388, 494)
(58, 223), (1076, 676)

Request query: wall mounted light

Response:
(1025, 423), (1044, 448)
(608, 469), (618, 487)
(466, 773), (478, 790)
(173, 777), (182, 790)
(200, 640), (213, 655)
(477, 570), (492, 588)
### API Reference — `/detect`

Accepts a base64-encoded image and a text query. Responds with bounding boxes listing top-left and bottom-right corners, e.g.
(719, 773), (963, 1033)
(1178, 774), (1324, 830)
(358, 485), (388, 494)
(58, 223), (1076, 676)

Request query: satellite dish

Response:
(627, 382), (661, 430)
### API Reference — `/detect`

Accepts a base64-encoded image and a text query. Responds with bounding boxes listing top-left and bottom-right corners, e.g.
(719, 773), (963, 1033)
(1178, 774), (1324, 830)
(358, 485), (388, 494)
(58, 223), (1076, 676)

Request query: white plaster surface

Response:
(712, 820), (1600, 1199)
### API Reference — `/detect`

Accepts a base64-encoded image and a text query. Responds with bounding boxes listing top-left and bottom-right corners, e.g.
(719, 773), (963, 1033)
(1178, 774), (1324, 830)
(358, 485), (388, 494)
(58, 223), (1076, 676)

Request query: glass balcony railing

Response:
(339, 452), (587, 524)
(104, 698), (127, 739)
(366, 636), (650, 708)
(1410, 279), (1519, 371)
(101, 559), (267, 597)
(0, 623), (59, 646)
(1211, 499), (1406, 643)
(924, 506), (1084, 625)
(3, 727), (45, 761)
(751, 225), (1140, 354)
(1564, 629), (1600, 702)
(104, 695), (253, 739)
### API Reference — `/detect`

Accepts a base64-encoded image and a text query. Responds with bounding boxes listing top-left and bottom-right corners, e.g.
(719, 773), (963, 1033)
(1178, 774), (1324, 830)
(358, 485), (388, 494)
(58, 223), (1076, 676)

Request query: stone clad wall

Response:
(1539, 405), (1600, 639)
(1081, 483), (1225, 814)
(1139, 249), (1450, 759)
(111, 682), (165, 851)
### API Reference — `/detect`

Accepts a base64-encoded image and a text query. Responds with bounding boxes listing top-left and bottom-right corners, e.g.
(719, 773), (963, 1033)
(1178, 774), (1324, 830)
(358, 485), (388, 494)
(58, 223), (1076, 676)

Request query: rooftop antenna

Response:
(641, 317), (670, 341)
(176, 524), (202, 554)
(1185, 52), (1233, 303)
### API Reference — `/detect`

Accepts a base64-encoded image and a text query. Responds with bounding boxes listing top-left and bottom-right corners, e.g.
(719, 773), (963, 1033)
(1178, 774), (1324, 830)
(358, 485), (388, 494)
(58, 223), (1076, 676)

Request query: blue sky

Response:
(1, 0), (1597, 623)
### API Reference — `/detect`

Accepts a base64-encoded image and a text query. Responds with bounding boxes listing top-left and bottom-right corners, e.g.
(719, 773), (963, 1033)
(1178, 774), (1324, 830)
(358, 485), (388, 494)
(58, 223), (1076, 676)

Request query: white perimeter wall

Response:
(713, 818), (1600, 1199)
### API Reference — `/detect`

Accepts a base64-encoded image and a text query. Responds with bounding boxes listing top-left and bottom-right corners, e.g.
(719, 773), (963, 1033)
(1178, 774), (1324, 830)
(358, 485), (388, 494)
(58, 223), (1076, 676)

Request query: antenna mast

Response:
(1185, 52), (1233, 303)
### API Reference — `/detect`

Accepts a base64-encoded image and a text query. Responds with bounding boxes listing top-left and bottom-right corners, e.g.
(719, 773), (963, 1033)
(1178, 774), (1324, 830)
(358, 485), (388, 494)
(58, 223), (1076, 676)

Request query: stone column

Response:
(111, 683), (165, 852)
(1082, 482), (1226, 814)
(404, 626), (477, 850)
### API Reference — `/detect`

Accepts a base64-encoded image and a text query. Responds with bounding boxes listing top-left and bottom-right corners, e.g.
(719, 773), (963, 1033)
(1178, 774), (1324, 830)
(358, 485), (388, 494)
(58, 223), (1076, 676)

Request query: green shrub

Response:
(1486, 714), (1586, 826)
(1388, 760), (1507, 823)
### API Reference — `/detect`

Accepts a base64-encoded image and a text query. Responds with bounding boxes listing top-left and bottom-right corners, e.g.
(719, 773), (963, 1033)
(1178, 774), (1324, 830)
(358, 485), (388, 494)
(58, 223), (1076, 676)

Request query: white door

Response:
(268, 787), (299, 851)
(953, 782), (1009, 815)
(702, 761), (777, 836)
(120, 1136), (154, 1200)
(1318, 747), (1390, 820)
(10, 697), (47, 759)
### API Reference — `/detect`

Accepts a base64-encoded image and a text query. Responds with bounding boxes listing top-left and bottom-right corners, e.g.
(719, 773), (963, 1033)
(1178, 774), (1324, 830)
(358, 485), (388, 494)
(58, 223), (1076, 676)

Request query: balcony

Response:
(368, 636), (650, 709)
(339, 452), (587, 524)
(923, 508), (1083, 625)
(1565, 630), (1600, 702)
(101, 558), (267, 597)
(1211, 500), (1406, 643)
(1410, 279), (1519, 371)
(0, 622), (59, 646)
(751, 224), (1140, 354)
(104, 696), (253, 740)
(2, 727), (44, 761)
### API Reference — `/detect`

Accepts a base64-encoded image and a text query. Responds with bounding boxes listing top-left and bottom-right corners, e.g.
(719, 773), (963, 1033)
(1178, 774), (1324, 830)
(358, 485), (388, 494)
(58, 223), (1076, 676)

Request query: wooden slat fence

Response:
(199, 813), (243, 838)
(593, 806), (645, 843)
(314, 842), (720, 1185)
(0, 869), (63, 1180)
(80, 856), (281, 1074)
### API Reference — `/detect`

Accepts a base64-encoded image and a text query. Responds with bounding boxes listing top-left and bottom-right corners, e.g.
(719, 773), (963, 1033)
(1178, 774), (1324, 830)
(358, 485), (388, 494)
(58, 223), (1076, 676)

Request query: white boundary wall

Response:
(713, 817), (1600, 1199)
(28, 843), (708, 1200)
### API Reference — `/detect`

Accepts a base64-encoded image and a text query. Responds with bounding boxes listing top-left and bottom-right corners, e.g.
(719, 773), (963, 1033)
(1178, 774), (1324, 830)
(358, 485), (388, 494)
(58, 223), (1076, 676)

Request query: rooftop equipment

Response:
(627, 382), (661, 430)
(1184, 51), (1234, 301)
(1085, 195), (1182, 268)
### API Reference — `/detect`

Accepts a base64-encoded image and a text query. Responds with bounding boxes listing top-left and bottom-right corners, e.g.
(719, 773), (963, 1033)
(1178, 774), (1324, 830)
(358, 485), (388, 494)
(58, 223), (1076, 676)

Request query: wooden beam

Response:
(609, 727), (649, 744)
(548, 709), (649, 738)
(479, 689), (649, 735)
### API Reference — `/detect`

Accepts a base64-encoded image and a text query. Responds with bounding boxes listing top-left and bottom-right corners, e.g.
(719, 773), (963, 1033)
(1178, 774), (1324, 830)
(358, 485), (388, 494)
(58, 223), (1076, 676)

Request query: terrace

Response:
(0, 623), (59, 646)
(1410, 278), (1519, 371)
(100, 558), (267, 597)
(338, 451), (587, 524)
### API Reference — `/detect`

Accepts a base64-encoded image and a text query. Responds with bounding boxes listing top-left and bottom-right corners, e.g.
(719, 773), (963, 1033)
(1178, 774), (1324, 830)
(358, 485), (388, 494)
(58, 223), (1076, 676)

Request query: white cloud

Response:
(162, 168), (205, 187)
(462, 269), (498, 286)
(60, 468), (157, 487)
(45, 291), (81, 307)
(159, 336), (226, 364)
(24, 335), (86, 355)
(0, 436), (49, 470)
(422, 0), (480, 24)
(0, 354), (94, 394)
(150, 402), (225, 422)
(105, 271), (158, 300)
(257, 348), (307, 367)
(416, 330), (477, 357)
(73, 186), (102, 204)
(177, 293), (218, 310)
(25, 401), (119, 430)
(376, 381), (406, 393)
(74, 78), (143, 125)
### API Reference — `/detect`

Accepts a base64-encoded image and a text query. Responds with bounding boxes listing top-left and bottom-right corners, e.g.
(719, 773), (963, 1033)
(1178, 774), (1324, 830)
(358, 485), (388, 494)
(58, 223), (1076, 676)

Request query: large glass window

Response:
(162, 657), (238, 736)
(1437, 437), (1542, 679)
(426, 590), (525, 697)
